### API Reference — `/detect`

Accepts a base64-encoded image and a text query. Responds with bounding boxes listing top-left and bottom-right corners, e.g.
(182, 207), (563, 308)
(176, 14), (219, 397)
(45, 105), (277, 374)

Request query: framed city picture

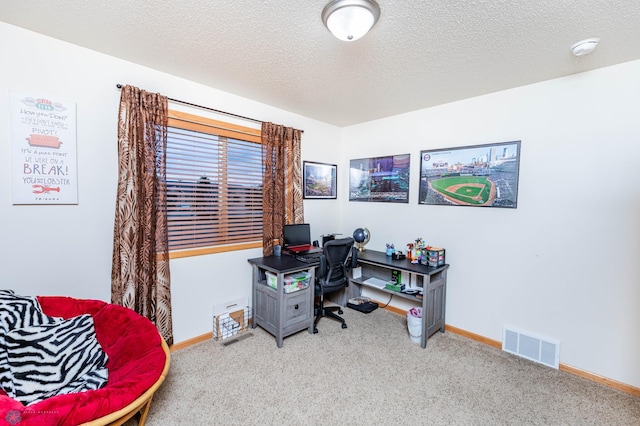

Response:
(349, 153), (410, 203)
(419, 141), (521, 208)
(303, 161), (337, 199)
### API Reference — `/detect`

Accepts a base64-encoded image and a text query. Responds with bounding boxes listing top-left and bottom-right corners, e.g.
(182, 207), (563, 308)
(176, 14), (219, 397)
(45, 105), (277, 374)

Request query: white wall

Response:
(2, 21), (639, 389)
(0, 22), (341, 343)
(339, 60), (640, 388)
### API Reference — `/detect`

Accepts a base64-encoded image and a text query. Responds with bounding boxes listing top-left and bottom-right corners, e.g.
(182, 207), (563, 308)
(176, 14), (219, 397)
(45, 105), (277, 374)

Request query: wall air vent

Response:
(502, 325), (560, 369)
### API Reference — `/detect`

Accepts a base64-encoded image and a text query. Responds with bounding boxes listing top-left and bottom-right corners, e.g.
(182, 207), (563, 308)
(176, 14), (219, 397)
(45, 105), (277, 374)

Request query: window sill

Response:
(168, 241), (262, 259)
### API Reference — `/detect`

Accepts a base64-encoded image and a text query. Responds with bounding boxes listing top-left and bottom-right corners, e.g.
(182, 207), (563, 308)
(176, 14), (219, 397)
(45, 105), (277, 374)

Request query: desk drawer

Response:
(284, 291), (310, 326)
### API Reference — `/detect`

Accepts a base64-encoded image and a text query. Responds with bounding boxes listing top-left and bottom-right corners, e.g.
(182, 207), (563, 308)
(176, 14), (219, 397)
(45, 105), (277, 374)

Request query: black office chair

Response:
(314, 237), (356, 333)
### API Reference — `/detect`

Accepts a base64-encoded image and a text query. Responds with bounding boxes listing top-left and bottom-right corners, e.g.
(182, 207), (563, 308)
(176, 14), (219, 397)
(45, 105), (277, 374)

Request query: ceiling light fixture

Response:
(322, 0), (381, 42)
(570, 38), (600, 57)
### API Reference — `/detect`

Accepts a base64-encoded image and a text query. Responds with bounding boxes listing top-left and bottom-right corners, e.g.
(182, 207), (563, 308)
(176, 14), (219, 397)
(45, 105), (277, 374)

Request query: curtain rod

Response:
(116, 83), (303, 132)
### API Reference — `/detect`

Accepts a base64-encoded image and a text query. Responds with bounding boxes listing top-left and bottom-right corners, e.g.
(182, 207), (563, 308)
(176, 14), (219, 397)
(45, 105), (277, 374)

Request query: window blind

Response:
(166, 110), (263, 253)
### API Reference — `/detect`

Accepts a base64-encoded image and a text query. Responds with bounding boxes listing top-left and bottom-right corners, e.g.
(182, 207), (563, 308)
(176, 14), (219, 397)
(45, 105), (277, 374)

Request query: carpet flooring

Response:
(139, 307), (640, 425)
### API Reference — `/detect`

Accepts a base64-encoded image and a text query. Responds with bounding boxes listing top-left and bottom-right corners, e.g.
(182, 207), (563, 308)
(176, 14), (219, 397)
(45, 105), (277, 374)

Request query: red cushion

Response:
(0, 296), (166, 425)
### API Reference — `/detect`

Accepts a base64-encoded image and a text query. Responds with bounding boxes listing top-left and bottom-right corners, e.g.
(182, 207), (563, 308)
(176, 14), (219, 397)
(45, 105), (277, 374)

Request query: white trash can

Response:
(407, 307), (422, 343)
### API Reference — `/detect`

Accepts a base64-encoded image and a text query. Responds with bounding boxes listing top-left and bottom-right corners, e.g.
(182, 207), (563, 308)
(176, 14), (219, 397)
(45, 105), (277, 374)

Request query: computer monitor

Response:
(283, 223), (311, 248)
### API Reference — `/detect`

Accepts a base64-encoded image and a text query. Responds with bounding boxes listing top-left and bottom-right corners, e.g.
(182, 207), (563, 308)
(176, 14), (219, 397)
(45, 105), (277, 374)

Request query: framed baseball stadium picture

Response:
(303, 161), (337, 199)
(418, 141), (521, 208)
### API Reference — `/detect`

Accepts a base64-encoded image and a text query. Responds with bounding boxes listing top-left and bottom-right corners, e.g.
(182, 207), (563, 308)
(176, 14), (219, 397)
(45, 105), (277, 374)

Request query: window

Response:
(166, 110), (263, 257)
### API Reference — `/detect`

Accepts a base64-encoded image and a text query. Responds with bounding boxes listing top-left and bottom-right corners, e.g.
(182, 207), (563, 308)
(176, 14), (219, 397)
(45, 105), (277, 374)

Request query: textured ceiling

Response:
(2, 0), (640, 127)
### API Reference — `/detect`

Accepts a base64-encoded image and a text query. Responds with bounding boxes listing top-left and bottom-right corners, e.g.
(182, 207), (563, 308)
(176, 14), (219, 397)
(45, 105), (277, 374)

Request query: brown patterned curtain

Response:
(262, 122), (304, 256)
(111, 85), (173, 345)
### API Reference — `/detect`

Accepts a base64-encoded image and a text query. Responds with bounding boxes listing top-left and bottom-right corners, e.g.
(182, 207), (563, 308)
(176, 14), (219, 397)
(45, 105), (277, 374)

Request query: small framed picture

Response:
(303, 161), (337, 199)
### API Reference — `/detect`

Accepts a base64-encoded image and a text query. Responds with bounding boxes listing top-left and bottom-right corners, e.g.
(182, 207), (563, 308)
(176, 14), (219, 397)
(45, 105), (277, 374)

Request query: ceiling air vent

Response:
(502, 325), (560, 369)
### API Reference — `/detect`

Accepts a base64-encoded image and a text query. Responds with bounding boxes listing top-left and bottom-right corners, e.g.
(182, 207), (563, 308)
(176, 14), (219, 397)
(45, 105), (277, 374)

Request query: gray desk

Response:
(248, 250), (449, 349)
(247, 255), (315, 348)
(344, 249), (449, 348)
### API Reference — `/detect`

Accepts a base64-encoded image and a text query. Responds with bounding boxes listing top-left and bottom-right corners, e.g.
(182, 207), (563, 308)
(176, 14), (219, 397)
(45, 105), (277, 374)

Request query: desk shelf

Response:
(351, 275), (422, 302)
(347, 250), (449, 348)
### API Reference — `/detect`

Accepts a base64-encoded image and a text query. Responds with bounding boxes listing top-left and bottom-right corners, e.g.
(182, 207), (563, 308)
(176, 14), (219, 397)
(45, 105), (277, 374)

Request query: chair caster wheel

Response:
(338, 309), (343, 314)
(313, 328), (318, 334)
(341, 323), (347, 329)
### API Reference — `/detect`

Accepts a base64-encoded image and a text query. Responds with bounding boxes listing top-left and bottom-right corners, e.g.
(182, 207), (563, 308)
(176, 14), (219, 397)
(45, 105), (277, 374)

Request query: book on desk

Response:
(363, 277), (388, 289)
(361, 276), (420, 295)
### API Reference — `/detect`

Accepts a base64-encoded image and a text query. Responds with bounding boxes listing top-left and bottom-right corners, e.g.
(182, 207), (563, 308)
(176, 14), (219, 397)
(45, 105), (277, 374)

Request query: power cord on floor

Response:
(376, 294), (393, 308)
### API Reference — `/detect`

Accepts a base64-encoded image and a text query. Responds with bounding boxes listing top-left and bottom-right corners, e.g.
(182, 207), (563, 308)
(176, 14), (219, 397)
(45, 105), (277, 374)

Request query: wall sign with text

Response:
(11, 90), (78, 205)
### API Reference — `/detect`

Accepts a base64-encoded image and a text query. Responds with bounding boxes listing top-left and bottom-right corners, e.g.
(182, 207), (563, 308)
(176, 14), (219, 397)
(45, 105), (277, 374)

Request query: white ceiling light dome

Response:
(570, 38), (600, 57)
(322, 0), (381, 42)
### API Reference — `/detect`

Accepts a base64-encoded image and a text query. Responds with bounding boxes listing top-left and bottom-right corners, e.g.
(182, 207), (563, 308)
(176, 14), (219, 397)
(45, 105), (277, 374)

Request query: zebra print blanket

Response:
(0, 290), (108, 405)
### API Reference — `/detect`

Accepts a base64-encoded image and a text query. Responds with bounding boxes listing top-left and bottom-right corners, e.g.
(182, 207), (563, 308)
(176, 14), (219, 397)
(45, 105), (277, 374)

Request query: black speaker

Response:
(322, 234), (335, 247)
